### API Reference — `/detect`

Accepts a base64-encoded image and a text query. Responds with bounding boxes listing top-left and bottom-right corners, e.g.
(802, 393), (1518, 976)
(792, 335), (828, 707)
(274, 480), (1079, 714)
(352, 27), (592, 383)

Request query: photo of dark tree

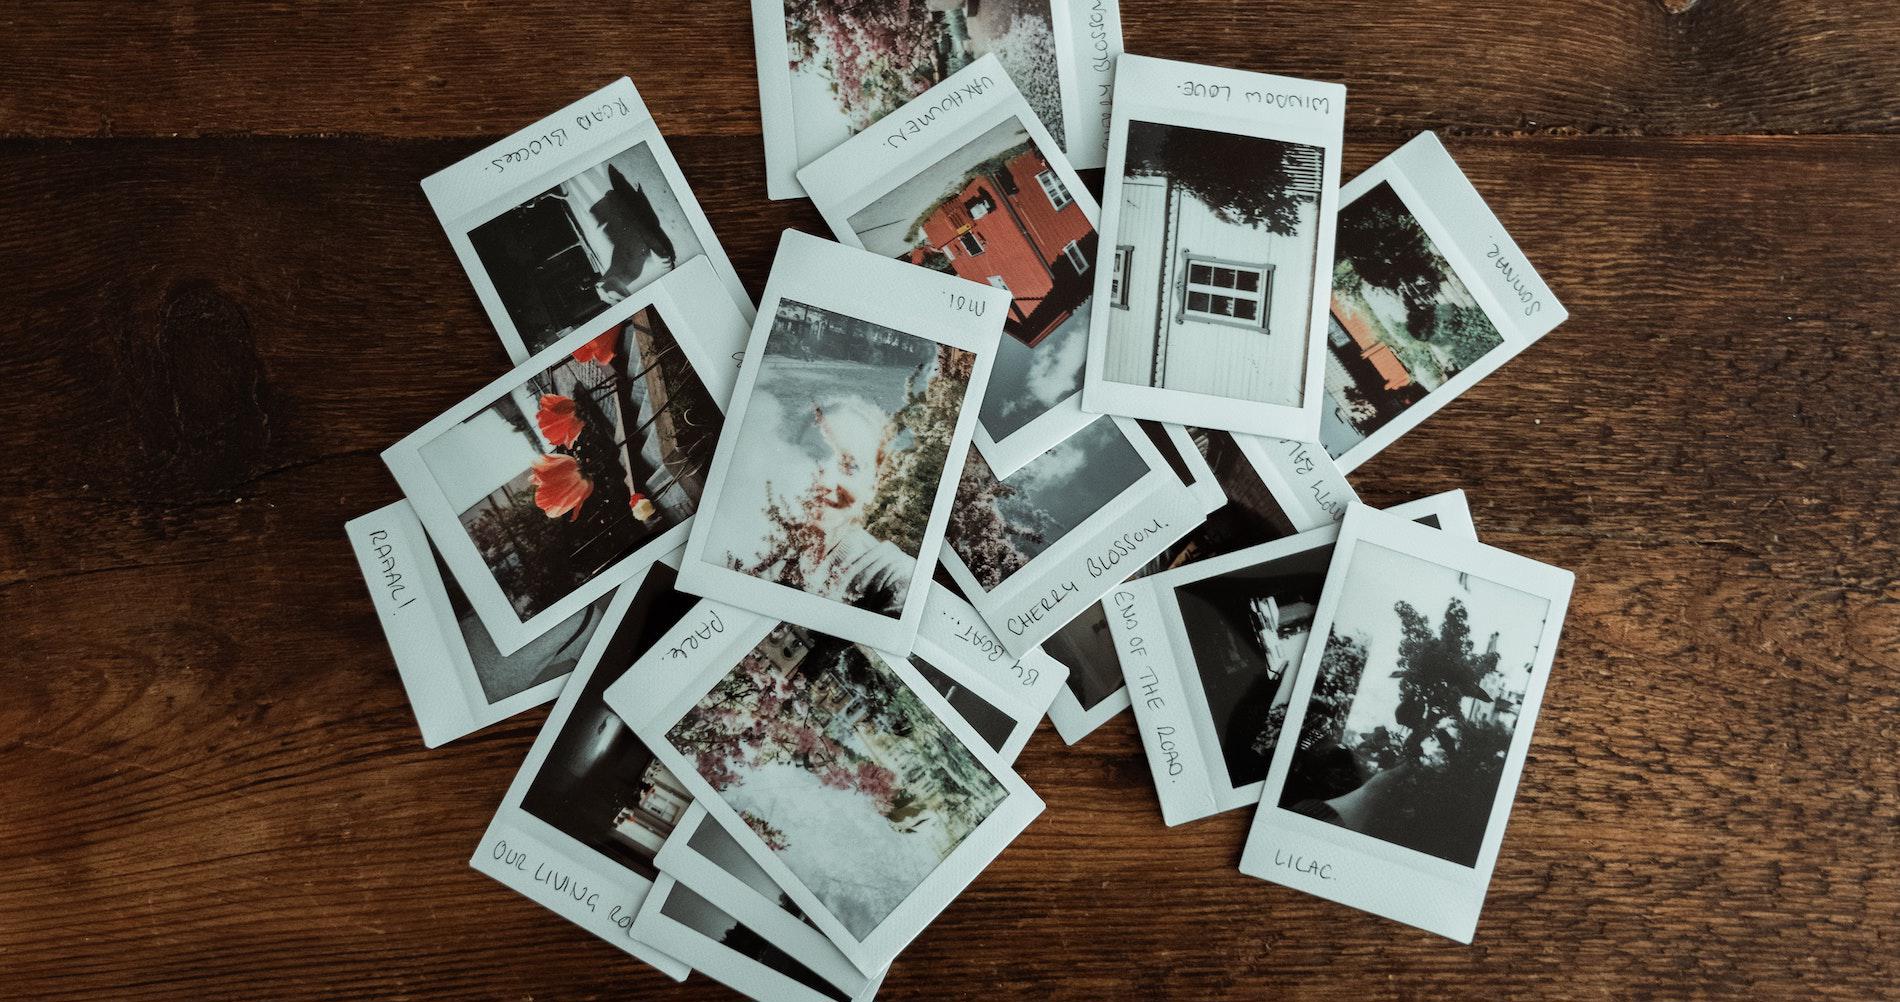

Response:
(1278, 542), (1549, 867)
(1322, 181), (1504, 458)
(1125, 121), (1318, 237)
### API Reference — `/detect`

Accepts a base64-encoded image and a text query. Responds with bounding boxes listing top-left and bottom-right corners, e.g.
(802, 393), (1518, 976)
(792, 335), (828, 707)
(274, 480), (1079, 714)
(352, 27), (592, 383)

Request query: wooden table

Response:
(3, 2), (1896, 998)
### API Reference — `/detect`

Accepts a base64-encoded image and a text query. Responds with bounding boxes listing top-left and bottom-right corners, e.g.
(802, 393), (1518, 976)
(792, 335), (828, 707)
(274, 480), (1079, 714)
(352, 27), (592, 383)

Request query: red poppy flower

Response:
(535, 393), (584, 448)
(573, 324), (620, 367)
(530, 454), (592, 521)
(629, 492), (656, 521)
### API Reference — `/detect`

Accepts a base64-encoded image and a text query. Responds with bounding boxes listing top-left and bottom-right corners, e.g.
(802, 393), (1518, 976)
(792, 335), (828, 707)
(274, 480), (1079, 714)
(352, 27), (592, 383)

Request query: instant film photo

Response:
(1084, 55), (1345, 439)
(678, 230), (1005, 653)
(382, 260), (744, 655)
(345, 499), (611, 747)
(802, 57), (1106, 479)
(468, 556), (701, 979)
(421, 77), (752, 363)
(752, 0), (1080, 198)
(1239, 504), (1574, 942)
(602, 599), (1044, 974)
(938, 414), (1209, 657)
(1108, 491), (1474, 826)
(1056, 0), (1125, 170)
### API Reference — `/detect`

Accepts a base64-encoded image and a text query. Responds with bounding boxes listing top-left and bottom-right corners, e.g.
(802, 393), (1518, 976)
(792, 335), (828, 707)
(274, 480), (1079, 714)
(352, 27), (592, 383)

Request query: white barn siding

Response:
(1104, 176), (1168, 385)
(1104, 165), (1321, 407)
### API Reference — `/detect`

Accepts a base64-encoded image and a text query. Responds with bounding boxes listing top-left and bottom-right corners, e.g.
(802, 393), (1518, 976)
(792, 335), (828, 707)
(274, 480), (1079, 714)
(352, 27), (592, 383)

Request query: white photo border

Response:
(1238, 503), (1574, 942)
(633, 873), (883, 1002)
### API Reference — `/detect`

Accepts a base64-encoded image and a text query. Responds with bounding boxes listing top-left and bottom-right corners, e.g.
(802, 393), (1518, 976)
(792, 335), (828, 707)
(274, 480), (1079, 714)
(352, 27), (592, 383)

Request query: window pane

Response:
(1213, 294), (1237, 317)
(1234, 298), (1258, 320)
(1235, 270), (1260, 292)
(1189, 263), (1213, 285)
(1187, 291), (1210, 313)
(1213, 267), (1237, 288)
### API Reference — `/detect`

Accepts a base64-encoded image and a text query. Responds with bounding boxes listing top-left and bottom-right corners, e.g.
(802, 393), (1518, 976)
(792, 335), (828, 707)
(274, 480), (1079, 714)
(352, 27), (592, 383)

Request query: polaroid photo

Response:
(679, 230), (1005, 653)
(421, 77), (752, 363)
(903, 583), (1068, 762)
(1108, 491), (1474, 826)
(383, 260), (746, 655)
(344, 500), (612, 747)
(1316, 131), (1569, 474)
(939, 413), (1208, 658)
(801, 56), (1104, 480)
(1055, 0), (1124, 170)
(752, 0), (1077, 200)
(468, 556), (705, 978)
(632, 874), (883, 1002)
(1238, 503), (1574, 942)
(602, 600), (1044, 974)
(1083, 54), (1346, 440)
(1040, 601), (1127, 743)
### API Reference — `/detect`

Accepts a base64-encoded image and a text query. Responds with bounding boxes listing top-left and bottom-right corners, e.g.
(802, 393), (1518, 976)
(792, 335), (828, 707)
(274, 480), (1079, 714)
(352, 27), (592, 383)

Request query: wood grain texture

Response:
(1, 2), (1899, 139)
(1, 2), (1898, 999)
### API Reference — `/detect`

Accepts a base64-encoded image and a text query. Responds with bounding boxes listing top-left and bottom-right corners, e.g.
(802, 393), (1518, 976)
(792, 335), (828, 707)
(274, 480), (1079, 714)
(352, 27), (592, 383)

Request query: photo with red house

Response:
(848, 118), (1099, 441)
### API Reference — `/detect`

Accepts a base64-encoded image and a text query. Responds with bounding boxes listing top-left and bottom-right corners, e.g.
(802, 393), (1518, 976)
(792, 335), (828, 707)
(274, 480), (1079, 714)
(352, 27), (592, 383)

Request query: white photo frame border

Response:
(421, 76), (754, 363)
(1238, 503), (1574, 942)
(678, 229), (1007, 654)
(383, 260), (745, 655)
(800, 55), (1105, 480)
(1056, 0), (1124, 171)
(1083, 55), (1345, 440)
(1323, 131), (1570, 475)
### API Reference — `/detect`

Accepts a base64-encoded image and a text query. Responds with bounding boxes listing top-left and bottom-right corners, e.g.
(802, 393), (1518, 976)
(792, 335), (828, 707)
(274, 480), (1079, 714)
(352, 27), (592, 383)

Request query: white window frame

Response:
(1180, 255), (1271, 330)
(1110, 245), (1133, 309)
(1062, 240), (1089, 274)
(986, 275), (1010, 292)
(1036, 169), (1072, 211)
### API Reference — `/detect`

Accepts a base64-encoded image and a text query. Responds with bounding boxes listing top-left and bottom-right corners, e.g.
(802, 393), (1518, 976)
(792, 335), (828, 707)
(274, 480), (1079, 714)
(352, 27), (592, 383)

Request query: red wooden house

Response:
(907, 148), (1097, 346)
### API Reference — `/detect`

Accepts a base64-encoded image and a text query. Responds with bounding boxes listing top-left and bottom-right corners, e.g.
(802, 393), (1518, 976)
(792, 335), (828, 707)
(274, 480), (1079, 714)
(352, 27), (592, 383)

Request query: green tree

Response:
(1338, 181), (1444, 312)
(859, 344), (974, 553)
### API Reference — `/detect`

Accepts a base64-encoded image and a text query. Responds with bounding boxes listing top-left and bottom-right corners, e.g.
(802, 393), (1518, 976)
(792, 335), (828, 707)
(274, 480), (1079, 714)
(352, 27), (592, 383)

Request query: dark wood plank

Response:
(0, 129), (1895, 999)
(1, 2), (1898, 139)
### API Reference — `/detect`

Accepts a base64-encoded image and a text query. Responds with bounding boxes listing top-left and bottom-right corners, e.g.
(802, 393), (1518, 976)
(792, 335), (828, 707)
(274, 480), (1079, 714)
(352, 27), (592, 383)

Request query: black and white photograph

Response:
(822, 95), (1102, 472)
(1110, 493), (1473, 825)
(1241, 504), (1573, 943)
(908, 655), (1018, 754)
(466, 560), (700, 976)
(1147, 428), (1301, 571)
(1042, 601), (1130, 743)
(1273, 541), (1548, 866)
(1174, 542), (1330, 791)
(1318, 131), (1568, 473)
(347, 501), (614, 747)
(467, 141), (707, 356)
(514, 563), (699, 880)
(681, 231), (1004, 652)
(1086, 55), (1343, 436)
(945, 415), (1146, 591)
(385, 273), (738, 654)
(635, 876), (871, 1002)
(421, 78), (750, 362)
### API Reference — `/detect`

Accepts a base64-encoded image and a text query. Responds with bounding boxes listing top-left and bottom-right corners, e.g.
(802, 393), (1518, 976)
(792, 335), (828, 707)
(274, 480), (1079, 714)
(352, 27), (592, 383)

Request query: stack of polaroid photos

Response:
(344, 14), (1583, 995)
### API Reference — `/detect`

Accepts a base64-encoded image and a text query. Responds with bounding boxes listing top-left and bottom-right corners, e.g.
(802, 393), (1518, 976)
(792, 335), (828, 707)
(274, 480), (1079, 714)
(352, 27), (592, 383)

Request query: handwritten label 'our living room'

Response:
(487, 837), (645, 939)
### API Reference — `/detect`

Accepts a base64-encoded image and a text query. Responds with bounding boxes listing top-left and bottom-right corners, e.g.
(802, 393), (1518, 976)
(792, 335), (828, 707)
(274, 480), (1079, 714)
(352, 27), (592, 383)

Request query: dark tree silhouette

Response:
(1390, 596), (1499, 762)
(1337, 181), (1443, 312)
(1124, 121), (1318, 236)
